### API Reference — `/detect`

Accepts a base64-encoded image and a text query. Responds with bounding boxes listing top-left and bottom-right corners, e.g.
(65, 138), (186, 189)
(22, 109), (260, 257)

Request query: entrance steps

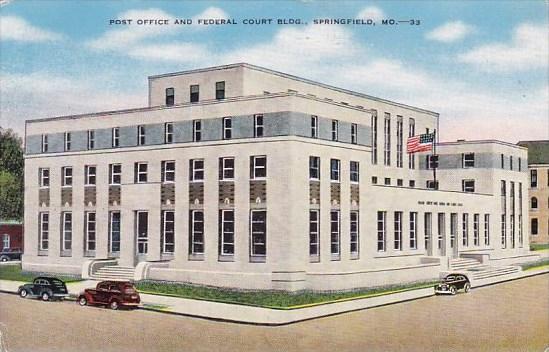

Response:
(91, 265), (135, 281)
(449, 257), (521, 281)
(450, 258), (484, 271)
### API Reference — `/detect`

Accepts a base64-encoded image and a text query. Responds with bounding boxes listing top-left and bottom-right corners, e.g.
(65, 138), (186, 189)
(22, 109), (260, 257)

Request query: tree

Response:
(0, 128), (24, 220)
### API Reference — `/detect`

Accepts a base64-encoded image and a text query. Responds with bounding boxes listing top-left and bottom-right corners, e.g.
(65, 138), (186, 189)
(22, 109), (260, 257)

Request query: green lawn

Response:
(530, 243), (549, 251)
(0, 264), (82, 282)
(521, 258), (549, 271)
(136, 280), (437, 309)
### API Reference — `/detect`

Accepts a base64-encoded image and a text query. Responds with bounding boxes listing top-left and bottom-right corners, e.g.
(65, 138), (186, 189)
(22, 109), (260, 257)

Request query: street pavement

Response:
(0, 274), (548, 352)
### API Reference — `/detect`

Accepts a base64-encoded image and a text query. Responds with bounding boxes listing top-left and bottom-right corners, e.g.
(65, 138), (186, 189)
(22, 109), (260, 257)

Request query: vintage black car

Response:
(0, 248), (22, 262)
(18, 277), (69, 301)
(434, 274), (471, 295)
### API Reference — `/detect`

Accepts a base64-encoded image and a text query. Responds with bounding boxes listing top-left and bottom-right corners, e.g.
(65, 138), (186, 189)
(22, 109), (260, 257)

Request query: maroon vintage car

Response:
(78, 281), (140, 310)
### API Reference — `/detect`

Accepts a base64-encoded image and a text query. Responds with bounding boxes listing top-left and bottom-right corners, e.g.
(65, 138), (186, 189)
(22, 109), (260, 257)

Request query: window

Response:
(383, 113), (391, 166)
(250, 210), (267, 257)
(219, 209), (234, 255)
(85, 212), (96, 252)
(394, 211), (403, 250)
(39, 168), (50, 187)
(311, 116), (318, 138)
(138, 125), (146, 145)
(85, 165), (96, 185)
(2, 234), (9, 250)
(501, 154), (505, 169)
(397, 179), (403, 187)
(450, 213), (457, 249)
(41, 134), (48, 152)
(64, 132), (71, 151)
(462, 153), (475, 168)
(396, 116), (403, 168)
(409, 180), (416, 188)
(410, 212), (418, 249)
(408, 118), (415, 169)
(462, 179), (475, 193)
(462, 213), (469, 246)
(161, 161), (175, 183)
(425, 213), (432, 251)
(426, 180), (439, 190)
(518, 158), (521, 172)
(134, 162), (148, 183)
(39, 212), (49, 250)
(351, 123), (358, 144)
(62, 212), (72, 251)
(371, 112), (378, 164)
(215, 81), (225, 100)
(377, 211), (386, 251)
(484, 214), (490, 246)
(330, 210), (340, 257)
(254, 114), (264, 137)
(190, 84), (199, 102)
(87, 130), (95, 150)
(437, 213), (445, 250)
(309, 156), (320, 180)
(384, 177), (391, 185)
(250, 156), (267, 179)
(530, 170), (537, 188)
(109, 164), (121, 185)
(371, 176), (378, 184)
(350, 211), (359, 256)
(531, 197), (538, 209)
(109, 211), (121, 253)
(331, 120), (339, 141)
(189, 210), (204, 255)
(112, 127), (120, 148)
(473, 214), (480, 246)
(162, 211), (175, 253)
(193, 120), (202, 142)
(190, 159), (204, 181)
(165, 122), (174, 143)
(136, 211), (148, 254)
(350, 161), (359, 183)
(62, 167), (72, 187)
(330, 159), (340, 182)
(531, 218), (538, 235)
(509, 156), (513, 170)
(501, 214), (507, 247)
(223, 117), (232, 139)
(165, 87), (175, 106)
(219, 157), (235, 180)
(309, 210), (320, 257)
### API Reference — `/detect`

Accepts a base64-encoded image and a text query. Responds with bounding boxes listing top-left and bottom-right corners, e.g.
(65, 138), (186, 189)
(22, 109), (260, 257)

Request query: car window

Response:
(123, 285), (136, 294)
(109, 285), (120, 292)
(98, 283), (109, 290)
(445, 276), (455, 281)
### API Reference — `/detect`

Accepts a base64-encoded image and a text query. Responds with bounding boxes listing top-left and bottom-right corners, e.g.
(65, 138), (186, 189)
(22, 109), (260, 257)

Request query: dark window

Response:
(397, 179), (403, 187)
(309, 210), (320, 257)
(112, 127), (120, 147)
(250, 210), (267, 256)
(42, 134), (48, 152)
(165, 88), (174, 106)
(87, 131), (95, 150)
(330, 210), (340, 256)
(109, 164), (121, 185)
(190, 210), (204, 254)
(193, 120), (202, 142)
(331, 120), (338, 141)
(330, 159), (340, 181)
(39, 168), (50, 187)
(350, 161), (359, 182)
(501, 154), (505, 169)
(371, 176), (378, 184)
(531, 170), (538, 188)
(137, 125), (146, 145)
(190, 84), (199, 102)
(219, 157), (235, 180)
(215, 81), (225, 100)
(350, 211), (359, 255)
(165, 122), (174, 143)
(377, 211), (386, 251)
(223, 117), (232, 139)
(409, 180), (416, 188)
(219, 209), (234, 255)
(161, 161), (175, 183)
(64, 132), (71, 151)
(384, 177), (391, 185)
(531, 218), (538, 235)
(309, 156), (320, 180)
(462, 153), (475, 168)
(250, 156), (267, 179)
(531, 197), (538, 209)
(190, 159), (204, 181)
(311, 116), (318, 138)
(426, 180), (439, 189)
(254, 114), (264, 137)
(351, 123), (358, 144)
(85, 165), (96, 185)
(62, 167), (73, 186)
(462, 179), (475, 193)
(162, 211), (175, 253)
(134, 163), (148, 183)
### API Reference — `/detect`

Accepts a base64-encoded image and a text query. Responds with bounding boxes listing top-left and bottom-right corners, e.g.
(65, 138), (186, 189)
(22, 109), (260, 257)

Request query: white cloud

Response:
(356, 6), (385, 22)
(128, 43), (210, 63)
(0, 15), (63, 42)
(192, 7), (229, 23)
(426, 21), (475, 43)
(458, 23), (548, 71)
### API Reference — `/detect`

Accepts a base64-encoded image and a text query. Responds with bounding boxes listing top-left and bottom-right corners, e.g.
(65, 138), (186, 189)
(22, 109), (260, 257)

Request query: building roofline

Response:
(438, 139), (528, 150)
(147, 63), (440, 117)
(517, 140), (549, 144)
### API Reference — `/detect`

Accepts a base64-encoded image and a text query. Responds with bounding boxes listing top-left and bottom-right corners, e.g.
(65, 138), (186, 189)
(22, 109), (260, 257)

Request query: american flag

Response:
(407, 133), (434, 153)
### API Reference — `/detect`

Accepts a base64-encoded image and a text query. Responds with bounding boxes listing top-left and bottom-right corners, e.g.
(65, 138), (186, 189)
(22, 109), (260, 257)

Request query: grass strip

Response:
(521, 258), (549, 271)
(0, 264), (82, 283)
(530, 243), (549, 251)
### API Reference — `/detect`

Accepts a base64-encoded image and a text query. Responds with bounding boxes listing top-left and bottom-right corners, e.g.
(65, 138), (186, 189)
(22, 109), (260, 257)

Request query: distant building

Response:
(0, 220), (23, 253)
(517, 141), (549, 245)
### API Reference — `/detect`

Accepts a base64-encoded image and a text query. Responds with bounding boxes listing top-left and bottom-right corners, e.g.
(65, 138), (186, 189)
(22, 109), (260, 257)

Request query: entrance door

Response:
(450, 213), (459, 258)
(436, 213), (445, 257)
(136, 211), (148, 257)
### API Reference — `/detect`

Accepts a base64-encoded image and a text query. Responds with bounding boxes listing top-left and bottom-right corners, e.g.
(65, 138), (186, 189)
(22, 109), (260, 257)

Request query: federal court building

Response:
(23, 63), (535, 291)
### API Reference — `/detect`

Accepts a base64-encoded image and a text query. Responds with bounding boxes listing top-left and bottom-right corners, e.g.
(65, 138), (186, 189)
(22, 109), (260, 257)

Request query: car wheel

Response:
(109, 300), (119, 310)
(78, 296), (88, 306)
(464, 283), (471, 293)
(0, 256), (8, 262)
(41, 291), (50, 301)
(449, 286), (457, 295)
(19, 289), (28, 298)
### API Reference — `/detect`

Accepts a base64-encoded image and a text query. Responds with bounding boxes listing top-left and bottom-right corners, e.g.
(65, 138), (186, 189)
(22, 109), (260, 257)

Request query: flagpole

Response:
(432, 130), (437, 189)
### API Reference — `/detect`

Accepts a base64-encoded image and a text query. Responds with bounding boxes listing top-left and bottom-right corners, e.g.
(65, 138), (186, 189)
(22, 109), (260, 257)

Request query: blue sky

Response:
(1, 0), (547, 142)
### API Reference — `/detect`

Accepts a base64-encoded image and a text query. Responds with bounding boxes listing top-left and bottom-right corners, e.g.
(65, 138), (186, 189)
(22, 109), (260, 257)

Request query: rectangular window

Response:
(397, 179), (403, 187)
(350, 211), (359, 256)
(109, 211), (121, 253)
(425, 212), (432, 251)
(330, 159), (340, 182)
(165, 87), (174, 106)
(484, 214), (490, 246)
(134, 162), (148, 183)
(384, 113), (391, 166)
(138, 125), (146, 145)
(164, 122), (174, 143)
(531, 218), (538, 235)
(219, 209), (234, 255)
(161, 160), (175, 183)
(330, 210), (340, 257)
(85, 165), (96, 185)
(450, 213), (457, 249)
(64, 132), (71, 151)
(462, 213), (469, 246)
(189, 210), (204, 254)
(136, 211), (148, 254)
(426, 180), (439, 190)
(162, 211), (175, 253)
(377, 211), (386, 252)
(501, 214), (507, 247)
(85, 212), (96, 252)
(331, 120), (339, 141)
(190, 84), (199, 102)
(372, 176), (378, 184)
(193, 120), (202, 142)
(87, 130), (95, 150)
(351, 123), (358, 144)
(109, 164), (121, 185)
(215, 81), (225, 100)
(394, 211), (403, 250)
(510, 156), (513, 170)
(350, 161), (359, 183)
(408, 118), (415, 169)
(501, 154), (505, 169)
(473, 214), (480, 246)
(311, 116), (318, 138)
(39, 168), (50, 187)
(385, 178), (391, 185)
(41, 134), (48, 152)
(309, 210), (320, 257)
(112, 127), (120, 148)
(437, 213), (445, 250)
(396, 116), (403, 168)
(61, 167), (72, 187)
(223, 117), (232, 139)
(250, 156), (267, 179)
(62, 212), (72, 251)
(530, 169), (537, 188)
(39, 212), (49, 250)
(309, 156), (320, 180)
(462, 179), (475, 193)
(372, 112), (378, 165)
(518, 158), (521, 172)
(254, 114), (264, 137)
(250, 210), (267, 257)
(190, 159), (204, 181)
(409, 212), (418, 249)
(462, 153), (475, 168)
(219, 157), (235, 180)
